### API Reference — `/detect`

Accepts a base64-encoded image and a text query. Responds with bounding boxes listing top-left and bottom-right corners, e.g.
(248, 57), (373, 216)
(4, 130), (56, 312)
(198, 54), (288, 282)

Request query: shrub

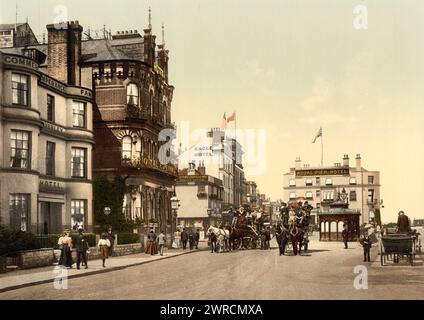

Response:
(117, 232), (140, 245)
(0, 225), (41, 257)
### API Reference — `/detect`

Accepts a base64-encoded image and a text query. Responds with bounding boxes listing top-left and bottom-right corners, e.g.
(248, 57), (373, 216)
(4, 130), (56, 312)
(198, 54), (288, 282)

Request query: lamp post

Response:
(170, 195), (180, 235)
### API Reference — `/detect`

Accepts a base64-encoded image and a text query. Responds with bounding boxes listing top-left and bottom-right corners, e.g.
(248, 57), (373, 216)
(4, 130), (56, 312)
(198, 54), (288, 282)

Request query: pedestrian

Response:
(172, 229), (181, 249)
(210, 232), (217, 253)
(265, 227), (271, 250)
(76, 227), (89, 269)
(145, 229), (158, 255)
(157, 230), (166, 256)
(181, 228), (188, 250)
(58, 231), (73, 268)
(98, 233), (111, 267)
(188, 229), (195, 250)
(43, 221), (49, 235)
(107, 226), (115, 257)
(360, 234), (372, 262)
(194, 229), (200, 249)
(342, 223), (349, 249)
(260, 228), (266, 250)
(279, 225), (289, 256)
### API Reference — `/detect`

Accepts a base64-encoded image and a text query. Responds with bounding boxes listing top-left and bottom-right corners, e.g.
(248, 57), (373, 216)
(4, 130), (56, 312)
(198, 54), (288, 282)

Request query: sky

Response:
(1, 0), (424, 223)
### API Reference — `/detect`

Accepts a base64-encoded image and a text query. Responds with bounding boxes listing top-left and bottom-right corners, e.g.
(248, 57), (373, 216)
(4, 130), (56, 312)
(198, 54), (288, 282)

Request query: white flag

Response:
(312, 127), (322, 143)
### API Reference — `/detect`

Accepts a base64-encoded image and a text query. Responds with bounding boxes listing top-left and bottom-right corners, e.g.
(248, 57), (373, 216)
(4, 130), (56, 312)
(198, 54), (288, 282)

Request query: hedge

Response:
(0, 226), (39, 257)
(36, 233), (96, 249)
(0, 225), (97, 257)
(117, 232), (140, 245)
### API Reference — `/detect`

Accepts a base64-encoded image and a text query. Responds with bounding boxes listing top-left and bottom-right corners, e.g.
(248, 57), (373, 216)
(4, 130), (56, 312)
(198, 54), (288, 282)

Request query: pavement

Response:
(1, 235), (424, 299)
(0, 243), (207, 293)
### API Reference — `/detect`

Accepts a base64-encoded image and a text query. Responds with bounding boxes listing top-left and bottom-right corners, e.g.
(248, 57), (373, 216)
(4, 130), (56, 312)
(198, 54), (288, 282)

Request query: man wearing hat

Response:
(75, 227), (89, 269)
(397, 211), (411, 233)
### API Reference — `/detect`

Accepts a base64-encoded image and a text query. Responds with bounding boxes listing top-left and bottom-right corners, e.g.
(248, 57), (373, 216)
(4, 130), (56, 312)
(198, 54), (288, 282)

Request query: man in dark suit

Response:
(342, 224), (349, 249)
(181, 228), (188, 250)
(194, 229), (200, 249)
(188, 229), (195, 250)
(397, 211), (411, 233)
(75, 227), (89, 269)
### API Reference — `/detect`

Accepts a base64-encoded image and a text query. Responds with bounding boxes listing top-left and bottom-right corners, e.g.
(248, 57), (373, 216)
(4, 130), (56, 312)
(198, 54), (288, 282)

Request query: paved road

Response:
(1, 236), (423, 299)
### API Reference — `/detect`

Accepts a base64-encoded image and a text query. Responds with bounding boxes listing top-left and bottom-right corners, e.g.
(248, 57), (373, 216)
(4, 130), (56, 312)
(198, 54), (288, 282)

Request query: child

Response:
(98, 233), (111, 267)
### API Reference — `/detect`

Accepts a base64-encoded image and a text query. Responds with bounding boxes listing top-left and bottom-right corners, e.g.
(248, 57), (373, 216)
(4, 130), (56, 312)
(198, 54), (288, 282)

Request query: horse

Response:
(207, 226), (230, 253)
(289, 220), (304, 256)
(225, 226), (244, 250)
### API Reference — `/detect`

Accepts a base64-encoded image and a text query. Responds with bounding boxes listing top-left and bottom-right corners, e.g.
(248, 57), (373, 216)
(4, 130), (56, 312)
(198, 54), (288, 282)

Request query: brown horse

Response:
(289, 221), (304, 256)
(225, 226), (245, 250)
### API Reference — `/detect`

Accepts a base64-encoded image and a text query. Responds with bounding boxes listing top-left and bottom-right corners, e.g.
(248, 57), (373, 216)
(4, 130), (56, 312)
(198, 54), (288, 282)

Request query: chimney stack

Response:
(46, 21), (83, 85)
(343, 154), (349, 167)
(295, 157), (301, 169)
(355, 154), (362, 169)
(198, 161), (206, 175)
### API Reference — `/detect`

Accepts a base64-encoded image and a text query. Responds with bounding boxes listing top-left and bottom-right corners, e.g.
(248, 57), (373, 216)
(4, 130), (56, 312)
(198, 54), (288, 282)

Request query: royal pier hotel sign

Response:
(295, 168), (350, 177)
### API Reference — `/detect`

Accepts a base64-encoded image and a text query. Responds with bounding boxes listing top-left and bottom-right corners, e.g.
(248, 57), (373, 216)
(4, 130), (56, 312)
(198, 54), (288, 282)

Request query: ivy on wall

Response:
(93, 175), (142, 233)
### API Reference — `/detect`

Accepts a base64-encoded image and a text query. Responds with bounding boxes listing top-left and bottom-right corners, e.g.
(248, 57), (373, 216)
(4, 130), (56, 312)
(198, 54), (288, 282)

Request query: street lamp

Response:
(103, 207), (111, 216)
(170, 195), (180, 225)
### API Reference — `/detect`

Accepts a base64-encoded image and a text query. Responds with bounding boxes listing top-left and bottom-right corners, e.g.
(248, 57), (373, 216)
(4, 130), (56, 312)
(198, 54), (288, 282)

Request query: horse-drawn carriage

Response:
(380, 233), (415, 266)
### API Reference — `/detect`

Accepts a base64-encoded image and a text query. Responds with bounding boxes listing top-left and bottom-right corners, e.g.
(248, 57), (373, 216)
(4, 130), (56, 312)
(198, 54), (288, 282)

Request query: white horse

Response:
(207, 226), (230, 253)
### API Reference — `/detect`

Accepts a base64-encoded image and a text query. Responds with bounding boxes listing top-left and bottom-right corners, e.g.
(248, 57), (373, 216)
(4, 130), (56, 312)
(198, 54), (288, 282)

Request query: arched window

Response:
(135, 138), (142, 159)
(126, 83), (139, 106)
(122, 136), (132, 159)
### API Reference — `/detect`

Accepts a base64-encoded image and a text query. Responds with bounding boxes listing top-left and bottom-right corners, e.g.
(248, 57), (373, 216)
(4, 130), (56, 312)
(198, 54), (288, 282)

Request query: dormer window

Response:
(127, 83), (139, 106)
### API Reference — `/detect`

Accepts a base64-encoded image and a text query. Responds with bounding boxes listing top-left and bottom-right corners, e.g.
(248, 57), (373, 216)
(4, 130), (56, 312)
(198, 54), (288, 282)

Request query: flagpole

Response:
(321, 127), (323, 167)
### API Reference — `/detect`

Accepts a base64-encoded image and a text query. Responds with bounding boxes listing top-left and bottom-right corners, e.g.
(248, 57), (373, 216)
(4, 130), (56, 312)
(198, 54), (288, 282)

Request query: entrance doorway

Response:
(39, 202), (62, 234)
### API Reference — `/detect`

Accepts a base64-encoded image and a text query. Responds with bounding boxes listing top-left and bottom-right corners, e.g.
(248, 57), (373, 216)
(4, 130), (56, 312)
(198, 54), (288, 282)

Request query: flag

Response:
(227, 112), (236, 123)
(312, 127), (322, 143)
(220, 113), (227, 130)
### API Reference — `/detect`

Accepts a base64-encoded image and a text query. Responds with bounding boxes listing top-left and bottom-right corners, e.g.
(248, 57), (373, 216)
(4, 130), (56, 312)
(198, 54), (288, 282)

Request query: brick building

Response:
(83, 25), (177, 244)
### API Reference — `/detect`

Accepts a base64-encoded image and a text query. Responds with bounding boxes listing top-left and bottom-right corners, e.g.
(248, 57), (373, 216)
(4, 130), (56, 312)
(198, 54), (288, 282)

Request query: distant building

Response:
(0, 23), (39, 48)
(245, 181), (258, 206)
(179, 129), (244, 210)
(283, 154), (381, 224)
(176, 162), (224, 235)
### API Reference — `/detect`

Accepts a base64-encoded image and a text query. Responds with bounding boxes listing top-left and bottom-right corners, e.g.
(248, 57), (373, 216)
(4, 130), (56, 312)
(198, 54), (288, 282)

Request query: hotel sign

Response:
(178, 175), (208, 182)
(39, 179), (65, 194)
(3, 54), (38, 70)
(295, 168), (350, 177)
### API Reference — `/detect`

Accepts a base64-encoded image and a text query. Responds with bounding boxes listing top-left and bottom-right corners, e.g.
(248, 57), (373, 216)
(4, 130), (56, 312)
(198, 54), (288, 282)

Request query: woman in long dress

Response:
(145, 230), (158, 255)
(58, 231), (73, 268)
(173, 229), (181, 249)
(98, 233), (111, 267)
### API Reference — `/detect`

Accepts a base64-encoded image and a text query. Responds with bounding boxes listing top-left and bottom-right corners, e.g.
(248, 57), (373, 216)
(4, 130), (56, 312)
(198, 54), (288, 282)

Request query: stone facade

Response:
(0, 22), (94, 234)
(283, 154), (381, 224)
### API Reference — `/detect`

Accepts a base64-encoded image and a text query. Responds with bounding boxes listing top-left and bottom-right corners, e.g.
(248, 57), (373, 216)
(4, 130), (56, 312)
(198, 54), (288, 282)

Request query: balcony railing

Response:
(126, 104), (150, 120)
(122, 156), (178, 177)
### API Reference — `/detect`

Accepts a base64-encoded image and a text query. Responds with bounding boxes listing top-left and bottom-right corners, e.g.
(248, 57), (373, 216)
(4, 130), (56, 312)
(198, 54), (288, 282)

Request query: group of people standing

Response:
(145, 230), (167, 256)
(172, 228), (200, 250)
(57, 227), (115, 269)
